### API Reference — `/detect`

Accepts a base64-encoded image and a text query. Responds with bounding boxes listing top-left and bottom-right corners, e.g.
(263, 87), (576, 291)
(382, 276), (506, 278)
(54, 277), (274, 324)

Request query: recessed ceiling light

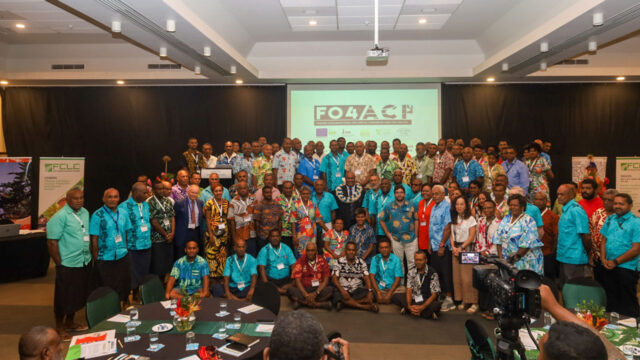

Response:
(235, 79), (243, 84)
(0, 80), (8, 85)
(486, 77), (495, 82)
(418, 18), (427, 24)
(616, 76), (626, 81)
(15, 23), (25, 29)
(308, 19), (317, 26)
(116, 80), (125, 85)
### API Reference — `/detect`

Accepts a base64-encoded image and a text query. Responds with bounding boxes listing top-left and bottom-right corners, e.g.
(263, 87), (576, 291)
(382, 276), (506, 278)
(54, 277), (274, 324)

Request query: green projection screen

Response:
(287, 84), (440, 152)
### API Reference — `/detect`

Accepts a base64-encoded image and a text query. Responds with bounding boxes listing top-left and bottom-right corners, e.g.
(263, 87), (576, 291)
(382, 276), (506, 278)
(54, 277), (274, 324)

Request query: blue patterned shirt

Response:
(557, 199), (590, 264)
(320, 152), (348, 191)
(453, 159), (484, 188)
(379, 200), (418, 243)
(89, 206), (132, 261)
(429, 200), (451, 251)
(118, 197), (151, 250)
(170, 255), (210, 294)
(347, 223), (376, 260)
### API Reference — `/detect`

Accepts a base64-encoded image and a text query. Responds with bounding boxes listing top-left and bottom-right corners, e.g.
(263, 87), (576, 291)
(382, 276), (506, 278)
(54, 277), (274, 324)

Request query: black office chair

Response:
(464, 319), (496, 360)
(251, 282), (281, 315)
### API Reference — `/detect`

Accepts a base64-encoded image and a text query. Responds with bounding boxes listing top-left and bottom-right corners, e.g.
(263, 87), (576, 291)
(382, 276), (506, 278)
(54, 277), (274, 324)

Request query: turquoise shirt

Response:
(371, 190), (394, 236)
(362, 189), (379, 214)
(320, 152), (347, 191)
(89, 206), (132, 261)
(223, 254), (258, 290)
(46, 204), (91, 267)
(525, 203), (544, 227)
(557, 199), (590, 264)
(170, 255), (210, 294)
(256, 243), (296, 280)
(391, 183), (414, 199)
(379, 200), (418, 243)
(453, 159), (484, 188)
(311, 192), (339, 224)
(600, 212), (640, 271)
(200, 185), (231, 204)
(369, 253), (403, 290)
(429, 200), (452, 251)
(118, 197), (151, 251)
(411, 194), (423, 208)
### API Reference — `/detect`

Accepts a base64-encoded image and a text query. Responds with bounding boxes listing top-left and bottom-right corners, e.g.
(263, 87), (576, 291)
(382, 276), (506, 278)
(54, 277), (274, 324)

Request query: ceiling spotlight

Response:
(540, 41), (549, 53)
(593, 12), (604, 26)
(203, 46), (211, 57)
(588, 40), (597, 52)
(501, 62), (509, 72)
(116, 80), (125, 85)
(540, 61), (547, 71)
(166, 19), (176, 32)
(486, 77), (495, 82)
(616, 76), (626, 81)
(230, 65), (237, 74)
(111, 21), (121, 33)
(0, 80), (8, 85)
(418, 18), (427, 24)
(15, 23), (25, 29)
(235, 79), (243, 84)
(194, 66), (201, 75)
(159, 47), (167, 58)
(308, 19), (317, 26)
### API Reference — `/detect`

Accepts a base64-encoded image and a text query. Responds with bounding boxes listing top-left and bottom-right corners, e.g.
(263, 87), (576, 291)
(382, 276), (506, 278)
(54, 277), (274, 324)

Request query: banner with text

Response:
(571, 156), (607, 184)
(616, 157), (640, 204)
(0, 157), (33, 229)
(38, 157), (85, 228)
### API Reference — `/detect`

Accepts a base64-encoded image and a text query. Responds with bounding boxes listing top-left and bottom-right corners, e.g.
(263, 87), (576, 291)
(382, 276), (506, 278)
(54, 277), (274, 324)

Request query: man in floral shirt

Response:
(432, 139), (454, 186)
(251, 144), (273, 189)
(331, 242), (377, 312)
(274, 181), (297, 252)
(273, 138), (298, 186)
(287, 242), (333, 310)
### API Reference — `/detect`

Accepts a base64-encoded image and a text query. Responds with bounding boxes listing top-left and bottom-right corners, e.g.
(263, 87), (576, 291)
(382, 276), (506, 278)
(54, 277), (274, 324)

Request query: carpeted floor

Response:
(0, 261), (498, 359)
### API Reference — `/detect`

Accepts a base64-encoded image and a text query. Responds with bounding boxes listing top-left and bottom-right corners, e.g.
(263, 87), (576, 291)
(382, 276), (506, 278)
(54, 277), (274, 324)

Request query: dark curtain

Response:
(1, 86), (286, 211)
(442, 83), (640, 196)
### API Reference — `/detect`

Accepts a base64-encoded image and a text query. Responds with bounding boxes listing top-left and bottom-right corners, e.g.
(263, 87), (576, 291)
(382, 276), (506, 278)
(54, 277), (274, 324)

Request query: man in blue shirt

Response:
(391, 169), (413, 198)
(165, 240), (210, 299)
(257, 229), (296, 295)
(502, 146), (530, 196)
(320, 140), (348, 191)
(371, 179), (394, 239)
(362, 174), (380, 215)
(379, 186), (419, 277)
(453, 147), (484, 190)
(599, 193), (640, 317)
(119, 182), (152, 302)
(409, 177), (424, 207)
(312, 179), (338, 228)
(90, 188), (133, 306)
(47, 188), (91, 339)
(213, 239), (258, 301)
(556, 184), (592, 287)
(298, 145), (321, 189)
(429, 185), (455, 311)
(369, 238), (403, 304)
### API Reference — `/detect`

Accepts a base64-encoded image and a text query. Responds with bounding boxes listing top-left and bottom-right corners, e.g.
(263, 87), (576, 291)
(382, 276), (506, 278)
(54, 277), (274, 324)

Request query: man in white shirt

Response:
(202, 143), (217, 168)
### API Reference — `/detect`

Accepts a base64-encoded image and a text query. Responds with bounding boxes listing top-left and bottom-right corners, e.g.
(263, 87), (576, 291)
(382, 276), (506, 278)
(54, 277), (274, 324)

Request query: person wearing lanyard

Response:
(90, 188), (133, 307)
(362, 174), (380, 226)
(430, 185), (454, 312)
(369, 238), (403, 305)
(228, 182), (258, 256)
(414, 142), (434, 185)
(331, 242), (378, 313)
(297, 145), (321, 190)
(47, 188), (91, 340)
(180, 137), (206, 174)
(347, 209), (376, 265)
(147, 180), (176, 281)
(599, 193), (640, 317)
(203, 184), (229, 279)
(417, 184), (435, 252)
(371, 178), (393, 240)
(213, 239), (257, 300)
(333, 171), (365, 230)
(274, 181), (297, 252)
(376, 148), (398, 181)
(292, 187), (328, 256)
(320, 140), (347, 192)
(409, 177), (424, 208)
(174, 185), (204, 260)
(287, 242), (333, 310)
(257, 229), (296, 295)
(165, 240), (210, 299)
(379, 186), (419, 277)
(323, 218), (349, 268)
(556, 184), (592, 288)
(391, 251), (441, 320)
(344, 141), (376, 187)
(452, 147), (484, 192)
(502, 146), (530, 196)
(482, 152), (505, 193)
(311, 179), (339, 246)
(272, 137), (298, 187)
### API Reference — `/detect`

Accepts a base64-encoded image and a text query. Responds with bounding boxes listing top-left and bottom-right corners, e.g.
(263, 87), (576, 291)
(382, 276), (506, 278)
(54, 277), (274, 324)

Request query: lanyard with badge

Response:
(212, 198), (225, 231)
(309, 257), (320, 287)
(528, 158), (539, 173)
(378, 257), (388, 288)
(238, 197), (252, 224)
(71, 211), (90, 242)
(420, 199), (432, 226)
(103, 206), (123, 244)
(462, 161), (471, 183)
(154, 196), (171, 228)
(304, 158), (319, 180)
(413, 272), (427, 302)
(332, 154), (341, 178)
(271, 244), (286, 270)
(504, 214), (525, 243)
(235, 255), (248, 289)
(137, 203), (148, 232)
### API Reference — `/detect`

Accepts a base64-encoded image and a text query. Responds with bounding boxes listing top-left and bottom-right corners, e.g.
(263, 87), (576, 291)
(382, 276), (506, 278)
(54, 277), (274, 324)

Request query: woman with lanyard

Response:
(323, 218), (349, 268)
(449, 196), (479, 314)
(292, 187), (328, 256)
(482, 152), (505, 193)
(492, 194), (544, 275)
(203, 184), (230, 282)
(417, 183), (435, 252)
(524, 142), (552, 201)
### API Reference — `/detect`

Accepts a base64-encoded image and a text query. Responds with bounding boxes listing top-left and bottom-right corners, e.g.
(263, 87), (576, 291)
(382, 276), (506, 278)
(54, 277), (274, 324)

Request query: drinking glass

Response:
(543, 311), (552, 326)
(218, 322), (227, 337)
(186, 331), (195, 345)
(149, 331), (159, 350)
(220, 300), (228, 313)
(610, 312), (620, 325)
(170, 298), (177, 309)
(125, 321), (136, 336)
(129, 308), (139, 321)
(233, 312), (241, 329)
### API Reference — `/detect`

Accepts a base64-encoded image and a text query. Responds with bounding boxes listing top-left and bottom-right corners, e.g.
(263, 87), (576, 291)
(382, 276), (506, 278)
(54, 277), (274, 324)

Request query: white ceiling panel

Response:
(337, 5), (401, 17)
(291, 25), (337, 31)
(396, 14), (451, 25)
(279, 0), (335, 7)
(339, 23), (394, 30)
(339, 16), (397, 25)
(288, 16), (337, 26)
(337, 0), (403, 5)
(403, 0), (463, 5)
(395, 22), (446, 30)
(283, 6), (337, 17)
(400, 4), (461, 15)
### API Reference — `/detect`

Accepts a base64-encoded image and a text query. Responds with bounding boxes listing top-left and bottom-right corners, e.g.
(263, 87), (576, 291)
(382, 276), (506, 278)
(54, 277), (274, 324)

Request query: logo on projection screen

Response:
(314, 105), (413, 125)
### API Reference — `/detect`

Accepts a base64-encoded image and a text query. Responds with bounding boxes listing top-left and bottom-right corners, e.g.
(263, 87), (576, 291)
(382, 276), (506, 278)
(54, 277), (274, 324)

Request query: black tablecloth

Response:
(0, 231), (49, 283)
(92, 298), (276, 359)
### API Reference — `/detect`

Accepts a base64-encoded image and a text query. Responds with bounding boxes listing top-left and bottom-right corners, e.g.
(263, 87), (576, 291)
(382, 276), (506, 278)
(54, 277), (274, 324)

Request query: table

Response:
(89, 298), (276, 359)
(0, 230), (49, 283)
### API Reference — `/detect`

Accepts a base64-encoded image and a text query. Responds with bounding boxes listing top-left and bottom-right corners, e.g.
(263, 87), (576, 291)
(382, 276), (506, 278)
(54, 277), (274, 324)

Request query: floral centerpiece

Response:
(576, 300), (608, 330)
(173, 287), (202, 332)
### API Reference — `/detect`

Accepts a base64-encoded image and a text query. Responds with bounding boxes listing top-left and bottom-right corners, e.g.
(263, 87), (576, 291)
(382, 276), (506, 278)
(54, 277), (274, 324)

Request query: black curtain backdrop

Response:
(442, 82), (640, 197)
(1, 86), (286, 212)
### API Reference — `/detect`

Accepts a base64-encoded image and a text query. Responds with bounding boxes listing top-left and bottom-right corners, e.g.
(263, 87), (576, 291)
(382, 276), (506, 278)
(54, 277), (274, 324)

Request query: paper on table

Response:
(107, 314), (131, 323)
(68, 330), (117, 359)
(255, 324), (274, 333)
(518, 329), (545, 350)
(160, 300), (172, 309)
(618, 317), (637, 328)
(81, 339), (117, 359)
(217, 343), (250, 357)
(238, 304), (263, 314)
(178, 356), (201, 360)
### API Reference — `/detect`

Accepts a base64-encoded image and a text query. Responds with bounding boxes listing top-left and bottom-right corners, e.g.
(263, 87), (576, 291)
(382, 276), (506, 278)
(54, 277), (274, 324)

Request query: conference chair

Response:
(140, 275), (166, 304)
(464, 319), (496, 360)
(251, 282), (281, 315)
(86, 287), (121, 328)
(561, 276), (606, 309)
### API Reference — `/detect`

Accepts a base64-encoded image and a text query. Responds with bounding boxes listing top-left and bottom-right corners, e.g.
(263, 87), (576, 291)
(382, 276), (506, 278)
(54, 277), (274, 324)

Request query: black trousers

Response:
(332, 287), (369, 305)
(391, 293), (441, 319)
(96, 255), (131, 302)
(54, 264), (90, 316)
(601, 266), (639, 318)
(430, 249), (453, 294)
(543, 254), (558, 280)
(287, 286), (333, 304)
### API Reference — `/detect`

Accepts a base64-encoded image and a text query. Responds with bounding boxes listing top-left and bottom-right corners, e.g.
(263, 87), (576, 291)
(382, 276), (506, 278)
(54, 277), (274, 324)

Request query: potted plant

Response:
(173, 287), (202, 332)
(576, 300), (608, 330)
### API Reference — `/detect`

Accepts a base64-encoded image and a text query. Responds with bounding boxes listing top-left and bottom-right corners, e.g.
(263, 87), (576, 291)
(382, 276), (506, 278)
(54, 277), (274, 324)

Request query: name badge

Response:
(313, 175), (319, 180)
(114, 234), (123, 243)
(188, 224), (196, 229)
(162, 218), (170, 227)
(218, 223), (226, 230)
(462, 176), (470, 182)
(311, 279), (320, 287)
(420, 221), (427, 226)
(191, 270), (200, 277)
(355, 170), (362, 175)
(140, 225), (148, 232)
(413, 294), (424, 303)
(417, 174), (423, 179)
(379, 281), (386, 288)
(243, 214), (252, 222)
(83, 235), (90, 242)
(237, 282), (246, 289)
(276, 263), (285, 270)
(335, 174), (341, 178)
(305, 224), (312, 229)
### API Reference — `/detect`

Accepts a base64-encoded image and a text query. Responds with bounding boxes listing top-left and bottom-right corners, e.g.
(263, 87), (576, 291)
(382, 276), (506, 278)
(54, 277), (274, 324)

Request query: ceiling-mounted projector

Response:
(367, 46), (389, 64)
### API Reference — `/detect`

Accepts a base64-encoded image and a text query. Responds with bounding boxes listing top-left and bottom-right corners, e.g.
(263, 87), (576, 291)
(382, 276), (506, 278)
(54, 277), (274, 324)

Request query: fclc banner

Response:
(0, 157), (33, 229)
(616, 157), (640, 204)
(38, 157), (85, 228)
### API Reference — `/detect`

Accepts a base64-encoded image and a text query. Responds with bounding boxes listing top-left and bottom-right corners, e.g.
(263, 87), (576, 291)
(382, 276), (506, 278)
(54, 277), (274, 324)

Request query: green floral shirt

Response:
(376, 159), (398, 180)
(274, 194), (296, 237)
(252, 155), (273, 188)
(146, 195), (175, 243)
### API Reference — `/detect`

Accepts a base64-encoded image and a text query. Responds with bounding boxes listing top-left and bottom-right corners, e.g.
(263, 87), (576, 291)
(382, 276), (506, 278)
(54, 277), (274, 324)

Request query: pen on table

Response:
(118, 339), (124, 348)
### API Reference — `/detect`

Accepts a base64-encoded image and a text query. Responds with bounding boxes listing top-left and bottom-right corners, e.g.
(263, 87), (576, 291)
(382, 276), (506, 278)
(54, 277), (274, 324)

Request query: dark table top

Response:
(91, 298), (276, 360)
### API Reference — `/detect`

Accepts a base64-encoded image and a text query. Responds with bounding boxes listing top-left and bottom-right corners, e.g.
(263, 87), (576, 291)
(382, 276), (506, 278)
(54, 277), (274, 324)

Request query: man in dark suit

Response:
(174, 185), (204, 259)
(333, 171), (366, 229)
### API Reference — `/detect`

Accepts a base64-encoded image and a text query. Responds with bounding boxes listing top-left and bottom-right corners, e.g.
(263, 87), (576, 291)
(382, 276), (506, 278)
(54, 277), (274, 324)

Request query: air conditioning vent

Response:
(51, 64), (85, 70)
(147, 64), (181, 70)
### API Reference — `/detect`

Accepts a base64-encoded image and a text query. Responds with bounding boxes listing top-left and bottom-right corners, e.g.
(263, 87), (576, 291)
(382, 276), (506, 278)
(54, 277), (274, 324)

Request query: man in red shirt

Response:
(287, 242), (333, 310)
(534, 192), (559, 279)
(417, 184), (435, 251)
(578, 178), (603, 218)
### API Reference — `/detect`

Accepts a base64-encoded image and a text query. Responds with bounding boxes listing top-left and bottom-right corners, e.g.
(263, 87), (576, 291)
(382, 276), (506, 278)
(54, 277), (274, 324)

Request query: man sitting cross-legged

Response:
(391, 250), (442, 320)
(369, 238), (403, 304)
(212, 239), (258, 301)
(257, 229), (296, 295)
(287, 241), (333, 310)
(331, 242), (379, 313)
(165, 240), (210, 299)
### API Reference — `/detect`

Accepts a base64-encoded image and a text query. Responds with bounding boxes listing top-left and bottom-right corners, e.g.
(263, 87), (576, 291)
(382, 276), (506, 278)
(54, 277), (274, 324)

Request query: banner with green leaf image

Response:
(0, 157), (33, 229)
(38, 157), (85, 229)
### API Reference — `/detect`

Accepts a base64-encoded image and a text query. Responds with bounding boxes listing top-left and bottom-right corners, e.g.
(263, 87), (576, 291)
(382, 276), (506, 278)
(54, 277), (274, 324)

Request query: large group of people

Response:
(45, 135), (640, 342)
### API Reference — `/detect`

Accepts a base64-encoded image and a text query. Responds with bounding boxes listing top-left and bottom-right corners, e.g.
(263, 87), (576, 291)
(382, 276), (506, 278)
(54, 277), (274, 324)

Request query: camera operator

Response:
(263, 311), (350, 360)
(538, 284), (623, 360)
